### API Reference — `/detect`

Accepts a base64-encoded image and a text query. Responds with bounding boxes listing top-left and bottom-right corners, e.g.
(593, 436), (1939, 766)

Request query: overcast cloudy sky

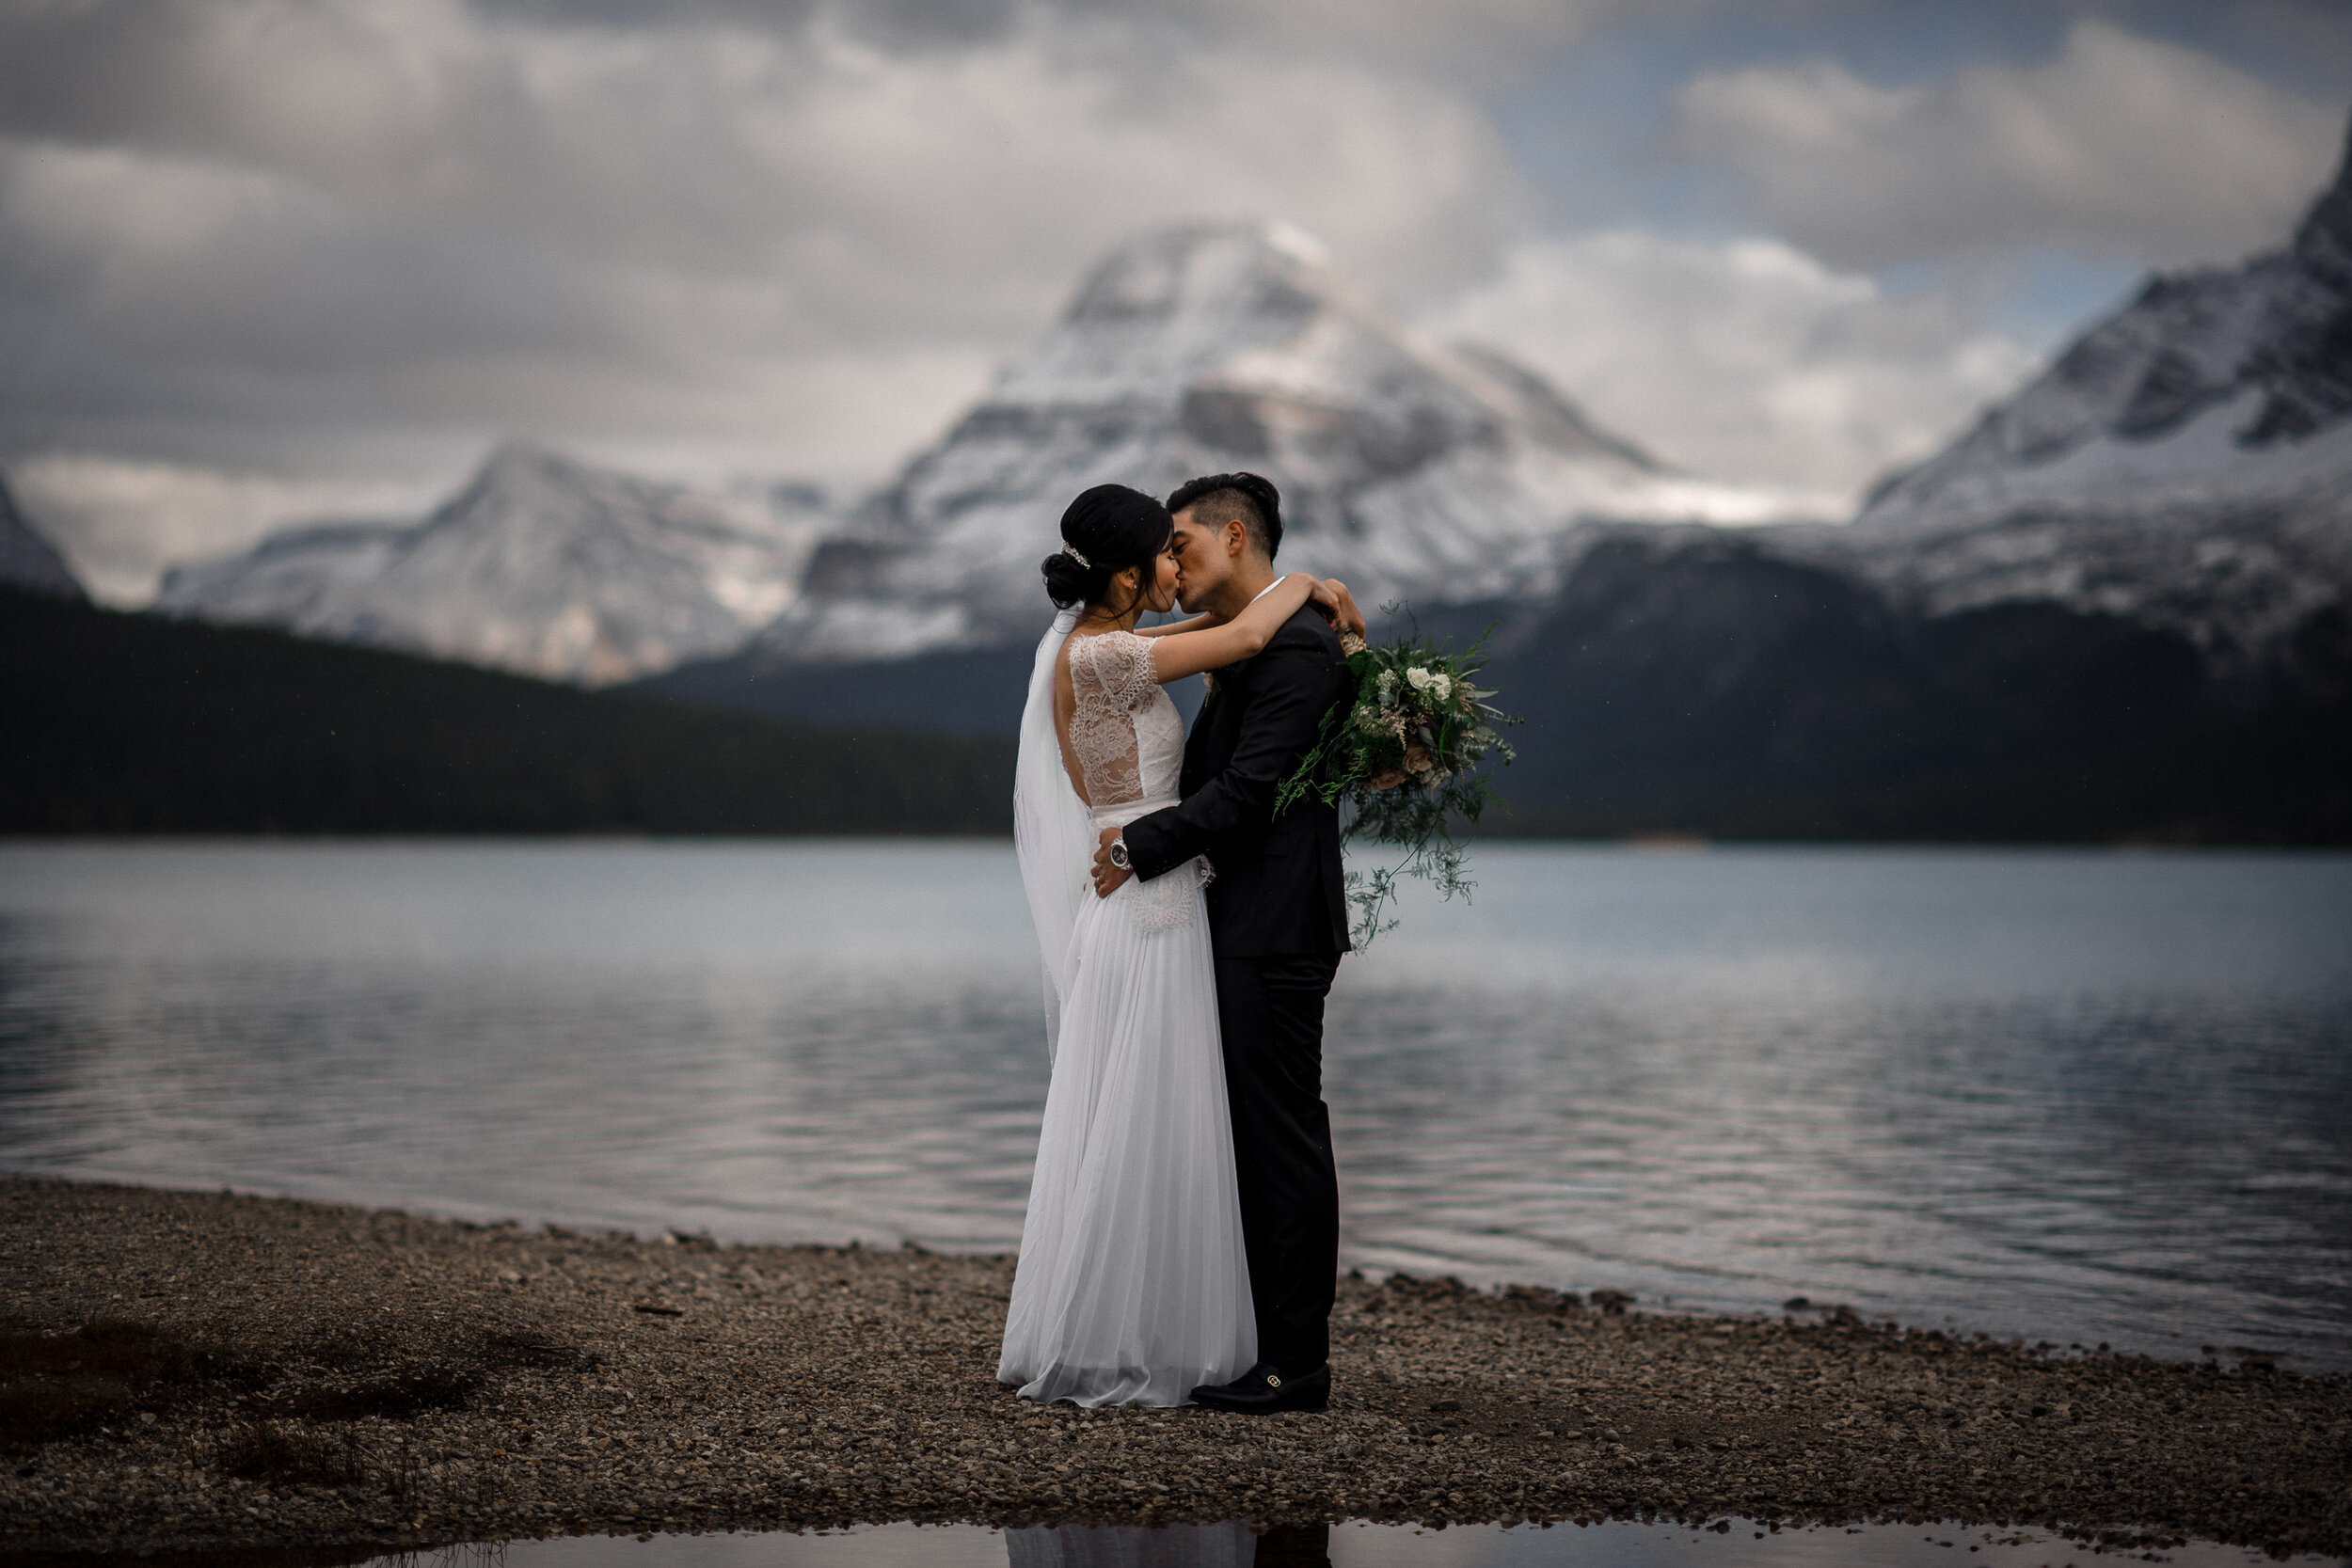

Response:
(3, 0), (2345, 601)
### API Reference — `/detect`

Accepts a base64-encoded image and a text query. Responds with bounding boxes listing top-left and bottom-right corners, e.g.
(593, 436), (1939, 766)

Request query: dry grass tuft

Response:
(217, 1418), (370, 1488)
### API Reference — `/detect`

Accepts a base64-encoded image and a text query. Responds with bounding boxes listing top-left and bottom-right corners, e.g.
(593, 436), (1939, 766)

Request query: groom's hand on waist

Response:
(1091, 826), (1135, 899)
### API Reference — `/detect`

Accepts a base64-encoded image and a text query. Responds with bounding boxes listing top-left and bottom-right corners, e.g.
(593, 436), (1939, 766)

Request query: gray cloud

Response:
(1, 0), (2342, 599)
(1675, 18), (2344, 270)
(1433, 228), (2039, 500)
(0, 0), (1528, 487)
(469, 0), (1040, 53)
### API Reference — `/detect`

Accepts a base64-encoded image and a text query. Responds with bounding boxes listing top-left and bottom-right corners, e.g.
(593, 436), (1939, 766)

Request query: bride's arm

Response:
(1133, 613), (1218, 639)
(1148, 573), (1318, 683)
(1136, 578), (1360, 641)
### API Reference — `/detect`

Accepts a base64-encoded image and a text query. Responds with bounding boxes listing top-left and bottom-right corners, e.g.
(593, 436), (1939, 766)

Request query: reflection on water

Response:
(1008, 1519), (1262, 1568)
(210, 1517), (2348, 1568)
(0, 842), (2346, 1366)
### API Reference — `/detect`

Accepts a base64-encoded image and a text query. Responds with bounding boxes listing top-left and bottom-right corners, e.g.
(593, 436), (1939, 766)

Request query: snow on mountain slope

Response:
(1851, 117), (2352, 667)
(156, 445), (820, 685)
(760, 222), (1804, 662)
(0, 477), (86, 600)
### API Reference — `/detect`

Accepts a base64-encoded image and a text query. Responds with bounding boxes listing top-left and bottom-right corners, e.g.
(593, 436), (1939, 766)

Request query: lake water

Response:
(1, 842), (2346, 1369)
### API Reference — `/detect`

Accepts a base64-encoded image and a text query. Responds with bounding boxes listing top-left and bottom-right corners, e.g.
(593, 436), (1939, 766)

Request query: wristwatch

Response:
(1107, 835), (1132, 871)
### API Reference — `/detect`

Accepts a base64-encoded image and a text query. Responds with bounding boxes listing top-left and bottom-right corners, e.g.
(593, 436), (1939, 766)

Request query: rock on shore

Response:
(1, 1179), (2344, 1559)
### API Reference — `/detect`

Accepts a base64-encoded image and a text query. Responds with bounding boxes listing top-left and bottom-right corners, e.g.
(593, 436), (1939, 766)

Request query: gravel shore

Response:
(2, 1178), (2344, 1560)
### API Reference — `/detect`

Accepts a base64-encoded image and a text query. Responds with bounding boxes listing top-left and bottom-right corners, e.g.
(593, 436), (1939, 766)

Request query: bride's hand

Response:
(1310, 578), (1367, 640)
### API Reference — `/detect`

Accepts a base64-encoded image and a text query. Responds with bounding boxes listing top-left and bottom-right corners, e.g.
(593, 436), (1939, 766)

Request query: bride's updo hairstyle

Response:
(1041, 483), (1173, 610)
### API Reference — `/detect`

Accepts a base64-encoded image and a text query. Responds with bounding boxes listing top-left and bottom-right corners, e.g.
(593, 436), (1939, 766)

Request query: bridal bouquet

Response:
(1276, 618), (1518, 946)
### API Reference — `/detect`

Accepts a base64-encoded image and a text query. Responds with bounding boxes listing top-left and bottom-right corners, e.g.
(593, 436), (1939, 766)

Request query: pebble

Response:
(1, 1178), (2344, 1559)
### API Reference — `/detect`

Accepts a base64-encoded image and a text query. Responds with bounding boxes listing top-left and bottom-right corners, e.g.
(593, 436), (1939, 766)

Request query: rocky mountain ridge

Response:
(81, 119), (2352, 841)
(0, 477), (85, 600)
(149, 141), (2352, 698)
(1838, 117), (2352, 672)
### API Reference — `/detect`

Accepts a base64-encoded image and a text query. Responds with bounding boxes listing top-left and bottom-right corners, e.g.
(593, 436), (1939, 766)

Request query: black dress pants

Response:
(1213, 951), (1342, 1375)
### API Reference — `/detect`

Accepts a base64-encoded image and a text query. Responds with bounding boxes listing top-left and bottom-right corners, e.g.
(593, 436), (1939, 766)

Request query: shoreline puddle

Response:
(93, 1519), (2339, 1568)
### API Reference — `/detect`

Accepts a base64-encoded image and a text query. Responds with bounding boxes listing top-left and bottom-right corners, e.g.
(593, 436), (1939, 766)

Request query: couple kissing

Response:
(999, 471), (1366, 1413)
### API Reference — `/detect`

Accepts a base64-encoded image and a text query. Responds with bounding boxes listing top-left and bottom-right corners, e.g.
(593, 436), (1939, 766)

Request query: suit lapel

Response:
(1182, 660), (1239, 795)
(1183, 610), (1284, 794)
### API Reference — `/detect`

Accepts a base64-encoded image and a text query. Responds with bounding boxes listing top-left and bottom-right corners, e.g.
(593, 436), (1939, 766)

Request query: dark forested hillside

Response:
(12, 539), (2342, 844)
(1471, 534), (2352, 843)
(628, 531), (2351, 846)
(639, 641), (1041, 736)
(1, 590), (1010, 834)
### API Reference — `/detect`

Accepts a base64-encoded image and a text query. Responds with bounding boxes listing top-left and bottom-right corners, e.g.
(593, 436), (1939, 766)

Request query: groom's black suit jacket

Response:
(1122, 606), (1353, 957)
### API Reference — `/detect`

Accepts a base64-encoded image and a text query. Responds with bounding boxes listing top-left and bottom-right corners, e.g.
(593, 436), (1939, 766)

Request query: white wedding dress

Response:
(998, 610), (1257, 1406)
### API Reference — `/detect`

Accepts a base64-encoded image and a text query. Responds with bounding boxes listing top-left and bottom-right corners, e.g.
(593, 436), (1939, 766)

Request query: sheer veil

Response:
(1013, 607), (1093, 1064)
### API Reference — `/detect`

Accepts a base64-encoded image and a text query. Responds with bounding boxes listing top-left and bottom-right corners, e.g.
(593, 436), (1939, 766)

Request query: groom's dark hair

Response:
(1167, 472), (1281, 562)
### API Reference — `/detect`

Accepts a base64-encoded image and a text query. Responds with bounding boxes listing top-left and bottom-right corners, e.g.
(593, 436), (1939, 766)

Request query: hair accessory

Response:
(1063, 546), (1091, 568)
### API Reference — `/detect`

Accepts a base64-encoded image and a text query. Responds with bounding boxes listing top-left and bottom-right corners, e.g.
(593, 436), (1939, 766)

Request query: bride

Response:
(998, 483), (1340, 1407)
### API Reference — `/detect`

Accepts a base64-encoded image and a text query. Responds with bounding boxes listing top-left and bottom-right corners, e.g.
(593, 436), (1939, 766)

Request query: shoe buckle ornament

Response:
(1267, 1374), (1281, 1388)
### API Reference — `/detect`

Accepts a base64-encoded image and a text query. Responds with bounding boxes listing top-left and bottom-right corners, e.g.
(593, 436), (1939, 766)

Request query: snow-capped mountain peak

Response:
(762, 221), (1793, 663)
(1861, 118), (2352, 528)
(158, 443), (821, 685)
(1842, 115), (2352, 670)
(993, 222), (1361, 404)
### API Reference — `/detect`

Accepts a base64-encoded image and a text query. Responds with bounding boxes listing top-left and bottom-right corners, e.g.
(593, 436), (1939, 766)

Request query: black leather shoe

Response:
(1188, 1362), (1329, 1413)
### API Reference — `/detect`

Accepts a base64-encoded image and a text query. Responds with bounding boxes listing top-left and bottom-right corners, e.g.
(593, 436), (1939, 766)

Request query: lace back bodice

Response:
(1066, 630), (1184, 819)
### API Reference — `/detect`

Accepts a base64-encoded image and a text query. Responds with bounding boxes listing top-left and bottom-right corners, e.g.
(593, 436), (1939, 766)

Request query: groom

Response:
(1089, 471), (1359, 1414)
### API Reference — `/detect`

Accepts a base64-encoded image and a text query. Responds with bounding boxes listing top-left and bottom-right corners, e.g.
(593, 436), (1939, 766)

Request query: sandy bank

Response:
(1, 1179), (2344, 1560)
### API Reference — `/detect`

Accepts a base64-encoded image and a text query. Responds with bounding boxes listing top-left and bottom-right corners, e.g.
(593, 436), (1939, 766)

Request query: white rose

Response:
(1430, 673), (1452, 700)
(1405, 666), (1432, 690)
